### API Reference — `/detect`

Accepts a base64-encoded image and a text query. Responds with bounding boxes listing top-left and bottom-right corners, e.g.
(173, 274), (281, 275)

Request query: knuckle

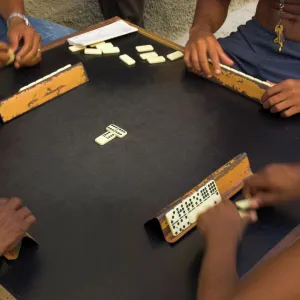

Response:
(281, 110), (290, 117)
(265, 164), (277, 175)
(9, 197), (22, 206)
(273, 104), (281, 113)
(286, 79), (295, 88)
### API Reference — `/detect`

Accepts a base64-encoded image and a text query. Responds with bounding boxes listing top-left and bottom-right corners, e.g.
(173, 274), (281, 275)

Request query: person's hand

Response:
(184, 27), (234, 78)
(261, 79), (300, 117)
(0, 197), (36, 255)
(196, 200), (256, 245)
(0, 42), (10, 67)
(7, 18), (41, 68)
(243, 163), (300, 207)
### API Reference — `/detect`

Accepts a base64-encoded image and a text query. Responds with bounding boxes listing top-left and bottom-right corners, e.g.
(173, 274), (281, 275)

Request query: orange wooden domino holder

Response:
(189, 65), (271, 103)
(0, 62), (89, 123)
(3, 233), (37, 261)
(0, 284), (16, 300)
(155, 153), (252, 244)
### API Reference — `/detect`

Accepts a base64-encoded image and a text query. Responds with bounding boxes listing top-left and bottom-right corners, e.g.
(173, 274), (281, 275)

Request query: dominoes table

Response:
(1, 17), (300, 300)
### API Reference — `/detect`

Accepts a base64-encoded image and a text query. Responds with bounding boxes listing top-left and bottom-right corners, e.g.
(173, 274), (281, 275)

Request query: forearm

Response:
(197, 239), (239, 300)
(191, 0), (231, 34)
(0, 0), (24, 20)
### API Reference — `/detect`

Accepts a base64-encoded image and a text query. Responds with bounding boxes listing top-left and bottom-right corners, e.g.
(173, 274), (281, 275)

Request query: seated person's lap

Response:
(218, 19), (300, 83)
(0, 16), (76, 46)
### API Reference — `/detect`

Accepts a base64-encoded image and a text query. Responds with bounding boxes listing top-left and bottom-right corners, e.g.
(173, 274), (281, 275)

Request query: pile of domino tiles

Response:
(69, 42), (184, 66)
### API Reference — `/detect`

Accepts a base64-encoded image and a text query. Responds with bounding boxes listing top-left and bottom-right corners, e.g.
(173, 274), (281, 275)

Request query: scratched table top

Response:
(0, 21), (300, 300)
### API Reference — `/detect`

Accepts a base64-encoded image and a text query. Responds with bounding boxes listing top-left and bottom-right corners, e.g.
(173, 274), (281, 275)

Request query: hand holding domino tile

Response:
(196, 200), (257, 244)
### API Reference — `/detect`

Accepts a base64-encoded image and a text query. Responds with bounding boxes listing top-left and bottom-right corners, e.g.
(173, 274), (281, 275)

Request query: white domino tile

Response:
(136, 45), (154, 53)
(169, 214), (191, 237)
(167, 51), (184, 61)
(102, 47), (120, 54)
(84, 48), (103, 55)
(119, 54), (136, 66)
(147, 56), (166, 64)
(69, 45), (86, 52)
(140, 52), (158, 60)
(106, 124), (127, 138)
(95, 131), (116, 146)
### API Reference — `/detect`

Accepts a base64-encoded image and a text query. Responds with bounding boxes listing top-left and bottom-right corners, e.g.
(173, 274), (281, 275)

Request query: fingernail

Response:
(216, 69), (221, 74)
(207, 75), (212, 79)
(249, 211), (258, 222)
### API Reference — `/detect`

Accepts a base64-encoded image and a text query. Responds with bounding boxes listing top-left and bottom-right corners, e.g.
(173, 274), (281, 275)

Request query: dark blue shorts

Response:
(218, 19), (300, 83)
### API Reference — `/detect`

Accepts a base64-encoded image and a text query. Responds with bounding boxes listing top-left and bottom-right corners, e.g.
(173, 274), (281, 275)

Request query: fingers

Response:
(8, 197), (22, 210)
(184, 35), (229, 78)
(243, 174), (269, 196)
(25, 214), (37, 227)
(218, 45), (234, 66)
(254, 191), (283, 207)
(184, 46), (192, 69)
(207, 39), (221, 75)
(191, 44), (201, 72)
(16, 33), (41, 68)
(198, 44), (211, 77)
(8, 32), (20, 53)
(15, 28), (35, 62)
(0, 198), (8, 205)
(239, 210), (258, 226)
(269, 98), (293, 113)
(0, 42), (9, 51)
(281, 106), (300, 118)
(263, 90), (290, 110)
(261, 84), (283, 103)
(17, 207), (32, 219)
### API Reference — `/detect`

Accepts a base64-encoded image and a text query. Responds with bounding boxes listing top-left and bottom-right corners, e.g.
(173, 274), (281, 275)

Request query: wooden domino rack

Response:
(189, 64), (271, 103)
(122, 20), (270, 103)
(0, 285), (16, 300)
(155, 153), (253, 243)
(0, 62), (89, 123)
(3, 233), (37, 260)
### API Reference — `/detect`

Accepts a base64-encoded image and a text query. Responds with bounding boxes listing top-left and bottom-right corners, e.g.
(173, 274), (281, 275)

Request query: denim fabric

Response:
(218, 19), (300, 83)
(0, 16), (76, 46)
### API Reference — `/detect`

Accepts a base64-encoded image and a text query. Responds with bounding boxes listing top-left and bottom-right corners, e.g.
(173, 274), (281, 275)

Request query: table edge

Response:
(41, 16), (184, 53)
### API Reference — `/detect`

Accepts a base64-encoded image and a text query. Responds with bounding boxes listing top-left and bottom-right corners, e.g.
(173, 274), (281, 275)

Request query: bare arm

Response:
(0, 0), (24, 20)
(198, 237), (300, 300)
(233, 239), (300, 300)
(197, 238), (238, 300)
(191, 0), (231, 34)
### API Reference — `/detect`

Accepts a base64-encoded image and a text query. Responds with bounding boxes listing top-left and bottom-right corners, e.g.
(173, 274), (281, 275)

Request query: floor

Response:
(174, 0), (258, 46)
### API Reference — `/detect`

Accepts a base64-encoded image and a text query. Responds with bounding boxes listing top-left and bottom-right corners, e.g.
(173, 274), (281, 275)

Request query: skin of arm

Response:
(0, 0), (24, 20)
(196, 200), (253, 300)
(197, 237), (239, 300)
(191, 0), (231, 34)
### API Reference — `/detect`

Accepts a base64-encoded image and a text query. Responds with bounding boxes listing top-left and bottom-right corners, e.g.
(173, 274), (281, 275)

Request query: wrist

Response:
(206, 234), (239, 249)
(7, 13), (30, 28)
(8, 17), (26, 27)
(190, 24), (213, 36)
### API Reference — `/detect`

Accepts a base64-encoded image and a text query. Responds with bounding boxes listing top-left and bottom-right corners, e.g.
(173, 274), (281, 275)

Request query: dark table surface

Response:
(0, 32), (300, 300)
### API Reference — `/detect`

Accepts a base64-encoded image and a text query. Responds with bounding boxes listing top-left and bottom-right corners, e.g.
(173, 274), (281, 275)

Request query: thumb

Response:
(239, 210), (258, 223)
(218, 46), (234, 66)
